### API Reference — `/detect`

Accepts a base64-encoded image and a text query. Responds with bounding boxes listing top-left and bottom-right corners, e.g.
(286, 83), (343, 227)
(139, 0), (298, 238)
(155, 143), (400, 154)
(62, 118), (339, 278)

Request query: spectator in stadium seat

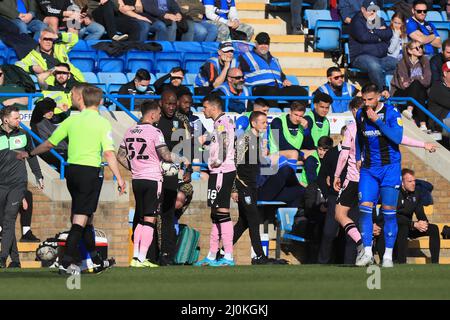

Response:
(235, 97), (269, 138)
(238, 32), (308, 107)
(387, 12), (409, 61)
(154, 66), (190, 96)
(0, 66), (30, 110)
(116, 0), (167, 42)
(349, 0), (396, 97)
(430, 39), (450, 83)
(87, 0), (128, 41)
(290, 0), (327, 35)
(395, 168), (440, 264)
(339, 0), (380, 34)
(427, 61), (450, 132)
(177, 0), (218, 41)
(391, 40), (431, 131)
(203, 0), (254, 42)
(118, 69), (154, 111)
(15, 27), (85, 85)
(314, 67), (358, 113)
(195, 41), (238, 96)
(213, 67), (250, 114)
(0, 0), (47, 40)
(30, 97), (68, 168)
(406, 0), (442, 57)
(141, 0), (182, 42)
(302, 91), (332, 150)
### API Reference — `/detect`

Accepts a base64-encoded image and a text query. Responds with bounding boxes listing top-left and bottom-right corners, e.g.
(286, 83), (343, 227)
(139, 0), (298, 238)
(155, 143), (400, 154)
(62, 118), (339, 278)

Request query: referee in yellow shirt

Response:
(17, 84), (126, 275)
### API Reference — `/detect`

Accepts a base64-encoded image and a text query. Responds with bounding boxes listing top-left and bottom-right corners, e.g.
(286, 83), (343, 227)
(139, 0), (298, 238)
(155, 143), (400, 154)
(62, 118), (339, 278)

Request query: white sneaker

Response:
(355, 253), (374, 267)
(419, 124), (428, 132)
(402, 109), (413, 120)
(382, 258), (394, 268)
(59, 263), (81, 275)
(112, 34), (128, 41)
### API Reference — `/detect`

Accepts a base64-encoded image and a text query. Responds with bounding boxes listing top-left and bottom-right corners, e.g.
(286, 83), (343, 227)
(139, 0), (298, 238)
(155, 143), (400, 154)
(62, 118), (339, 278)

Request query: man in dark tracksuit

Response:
(154, 90), (191, 265)
(0, 106), (43, 268)
(395, 169), (440, 264)
(231, 111), (275, 265)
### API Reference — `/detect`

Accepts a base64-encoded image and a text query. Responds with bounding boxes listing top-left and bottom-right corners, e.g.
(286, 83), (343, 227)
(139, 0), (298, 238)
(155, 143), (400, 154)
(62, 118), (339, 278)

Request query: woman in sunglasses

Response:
(391, 40), (431, 131)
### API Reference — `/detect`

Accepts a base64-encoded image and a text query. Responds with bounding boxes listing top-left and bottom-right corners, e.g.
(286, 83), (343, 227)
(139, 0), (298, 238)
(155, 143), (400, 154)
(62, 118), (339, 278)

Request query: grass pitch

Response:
(1, 265), (449, 300)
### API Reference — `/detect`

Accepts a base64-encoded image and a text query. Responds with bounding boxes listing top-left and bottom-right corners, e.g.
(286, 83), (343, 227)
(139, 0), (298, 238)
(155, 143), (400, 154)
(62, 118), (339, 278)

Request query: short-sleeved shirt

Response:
(120, 123), (166, 181)
(406, 18), (440, 56)
(49, 108), (114, 167)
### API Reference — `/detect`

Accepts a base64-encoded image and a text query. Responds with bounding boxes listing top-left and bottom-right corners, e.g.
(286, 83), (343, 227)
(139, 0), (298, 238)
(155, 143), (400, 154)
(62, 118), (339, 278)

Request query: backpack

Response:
(1, 64), (36, 93)
(174, 224), (200, 265)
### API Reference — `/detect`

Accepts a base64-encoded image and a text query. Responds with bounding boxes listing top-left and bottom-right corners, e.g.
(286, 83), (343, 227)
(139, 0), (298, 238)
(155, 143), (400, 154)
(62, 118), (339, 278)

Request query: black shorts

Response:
(336, 180), (359, 208)
(132, 179), (161, 218)
(66, 164), (103, 216)
(207, 171), (236, 209)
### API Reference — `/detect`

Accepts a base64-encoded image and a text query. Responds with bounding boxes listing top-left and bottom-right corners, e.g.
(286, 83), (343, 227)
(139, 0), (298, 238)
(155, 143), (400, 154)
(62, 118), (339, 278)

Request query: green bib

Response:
(269, 114), (304, 154)
(300, 150), (321, 187)
(306, 110), (330, 147)
(0, 134), (27, 151)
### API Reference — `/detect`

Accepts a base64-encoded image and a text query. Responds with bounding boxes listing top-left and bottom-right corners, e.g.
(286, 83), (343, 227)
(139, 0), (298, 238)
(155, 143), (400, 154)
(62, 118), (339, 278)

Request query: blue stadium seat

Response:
(71, 40), (89, 51)
(387, 10), (395, 21)
(286, 75), (299, 85)
(314, 20), (342, 52)
(71, 55), (96, 72)
(108, 83), (123, 94)
(201, 42), (220, 54)
(97, 51), (126, 72)
(155, 52), (183, 73)
(345, 42), (367, 76)
(269, 107), (282, 113)
(83, 72), (99, 84)
(433, 21), (449, 43)
(385, 74), (393, 90)
(304, 10), (332, 30)
(425, 11), (444, 22)
(442, 11), (448, 21)
(184, 73), (197, 86)
(276, 207), (306, 242)
(183, 52), (211, 74)
(126, 51), (154, 73)
(173, 42), (203, 53)
(378, 10), (390, 26)
(94, 83), (107, 93)
(97, 72), (128, 86)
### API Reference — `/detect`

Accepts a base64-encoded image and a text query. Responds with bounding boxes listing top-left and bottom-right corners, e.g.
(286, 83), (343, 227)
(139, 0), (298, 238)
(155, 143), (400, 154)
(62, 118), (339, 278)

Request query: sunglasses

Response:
(332, 75), (344, 80)
(171, 76), (183, 80)
(411, 45), (424, 51)
(229, 75), (244, 80)
(55, 71), (70, 75)
(415, 9), (427, 14)
(42, 37), (56, 42)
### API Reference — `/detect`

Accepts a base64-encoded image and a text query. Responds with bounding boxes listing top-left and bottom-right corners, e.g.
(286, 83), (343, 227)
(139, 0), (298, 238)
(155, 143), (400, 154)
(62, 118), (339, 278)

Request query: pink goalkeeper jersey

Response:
(335, 121), (359, 183)
(121, 123), (166, 181)
(208, 113), (236, 174)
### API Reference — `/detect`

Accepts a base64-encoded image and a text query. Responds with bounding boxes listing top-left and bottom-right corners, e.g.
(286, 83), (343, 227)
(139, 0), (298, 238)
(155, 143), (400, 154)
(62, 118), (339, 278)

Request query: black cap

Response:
(255, 32), (270, 45)
(218, 41), (234, 52)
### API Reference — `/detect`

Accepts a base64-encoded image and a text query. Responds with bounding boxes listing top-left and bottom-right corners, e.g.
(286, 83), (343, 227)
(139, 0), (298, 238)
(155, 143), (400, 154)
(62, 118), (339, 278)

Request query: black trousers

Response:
(396, 215), (440, 264)
(233, 182), (265, 257)
(393, 80), (429, 124)
(318, 197), (360, 265)
(92, 1), (118, 38)
(252, 85), (309, 107)
(19, 190), (33, 230)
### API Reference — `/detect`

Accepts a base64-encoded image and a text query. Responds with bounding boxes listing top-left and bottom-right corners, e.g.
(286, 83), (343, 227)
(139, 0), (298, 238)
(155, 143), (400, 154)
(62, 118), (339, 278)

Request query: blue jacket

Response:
(349, 12), (393, 61)
(338, 0), (364, 21)
(213, 82), (250, 113)
(142, 0), (181, 20)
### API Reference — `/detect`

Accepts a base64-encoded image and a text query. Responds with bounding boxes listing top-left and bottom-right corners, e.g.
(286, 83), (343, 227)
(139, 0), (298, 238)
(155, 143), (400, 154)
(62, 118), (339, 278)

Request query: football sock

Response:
(22, 226), (30, 235)
(359, 205), (373, 250)
(220, 221), (234, 258)
(138, 222), (155, 262)
(344, 222), (362, 245)
(384, 248), (393, 261)
(62, 224), (84, 268)
(382, 209), (398, 259)
(133, 224), (143, 259)
(209, 223), (220, 258)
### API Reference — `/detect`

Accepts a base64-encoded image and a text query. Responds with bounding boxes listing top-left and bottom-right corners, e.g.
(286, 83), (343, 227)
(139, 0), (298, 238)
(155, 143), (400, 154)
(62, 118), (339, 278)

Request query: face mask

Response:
(136, 85), (147, 93)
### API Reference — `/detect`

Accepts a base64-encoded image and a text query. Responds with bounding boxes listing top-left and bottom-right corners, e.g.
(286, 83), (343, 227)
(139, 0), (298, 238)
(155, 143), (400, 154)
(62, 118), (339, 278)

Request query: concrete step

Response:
(407, 257), (450, 264)
(21, 261), (42, 268)
(256, 35), (306, 52)
(409, 238), (450, 249)
(238, 0), (267, 3)
(237, 3), (266, 19)
(273, 52), (335, 68)
(18, 242), (40, 252)
(240, 18), (286, 35)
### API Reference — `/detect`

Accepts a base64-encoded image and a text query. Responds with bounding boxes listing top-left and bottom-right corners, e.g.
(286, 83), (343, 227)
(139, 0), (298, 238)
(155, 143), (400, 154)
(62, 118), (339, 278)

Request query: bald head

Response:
(160, 90), (177, 118)
(227, 68), (245, 91)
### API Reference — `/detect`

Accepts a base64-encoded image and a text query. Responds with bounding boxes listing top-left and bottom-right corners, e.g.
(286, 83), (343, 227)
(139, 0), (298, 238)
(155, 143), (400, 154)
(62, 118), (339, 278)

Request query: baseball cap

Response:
(255, 32), (270, 45)
(443, 61), (450, 73)
(362, 0), (378, 10)
(219, 41), (234, 52)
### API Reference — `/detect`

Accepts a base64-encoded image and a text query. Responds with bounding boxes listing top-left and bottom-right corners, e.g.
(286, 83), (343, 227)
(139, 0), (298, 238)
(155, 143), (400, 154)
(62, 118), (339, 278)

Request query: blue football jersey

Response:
(356, 103), (403, 168)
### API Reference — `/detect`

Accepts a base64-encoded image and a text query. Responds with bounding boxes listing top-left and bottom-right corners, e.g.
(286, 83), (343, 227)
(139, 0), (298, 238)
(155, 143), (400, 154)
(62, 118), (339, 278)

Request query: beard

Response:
(233, 82), (244, 90)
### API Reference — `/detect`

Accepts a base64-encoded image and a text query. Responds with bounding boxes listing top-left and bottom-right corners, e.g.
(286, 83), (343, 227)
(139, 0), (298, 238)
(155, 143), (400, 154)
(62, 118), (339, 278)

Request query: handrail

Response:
(19, 122), (67, 179)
